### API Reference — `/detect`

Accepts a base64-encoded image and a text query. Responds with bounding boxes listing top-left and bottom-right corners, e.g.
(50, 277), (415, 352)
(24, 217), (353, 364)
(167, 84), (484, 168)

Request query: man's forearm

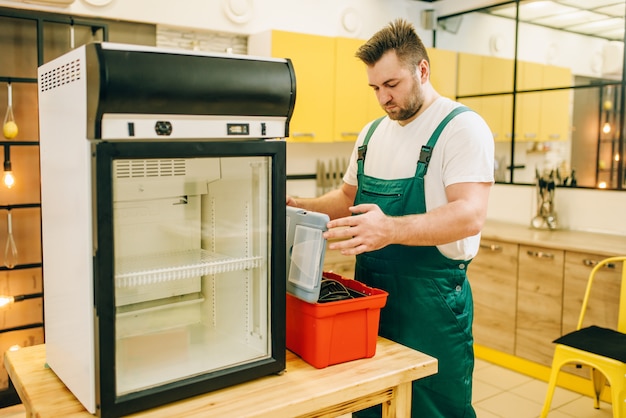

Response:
(289, 188), (353, 220)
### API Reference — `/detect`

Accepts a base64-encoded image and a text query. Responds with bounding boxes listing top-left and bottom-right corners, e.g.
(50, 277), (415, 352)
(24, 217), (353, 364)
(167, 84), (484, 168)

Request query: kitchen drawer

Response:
(516, 245), (564, 366)
(563, 251), (622, 333)
(560, 251), (622, 379)
(469, 239), (518, 354)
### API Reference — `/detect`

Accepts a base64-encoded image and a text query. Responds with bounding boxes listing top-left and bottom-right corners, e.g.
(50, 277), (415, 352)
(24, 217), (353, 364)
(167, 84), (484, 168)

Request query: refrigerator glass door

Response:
(93, 140), (285, 414)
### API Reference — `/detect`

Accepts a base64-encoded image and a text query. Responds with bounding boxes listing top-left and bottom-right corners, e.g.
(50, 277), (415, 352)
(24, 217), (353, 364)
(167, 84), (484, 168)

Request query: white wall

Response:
(489, 184), (626, 236)
(0, 0), (434, 41)
(435, 12), (607, 78)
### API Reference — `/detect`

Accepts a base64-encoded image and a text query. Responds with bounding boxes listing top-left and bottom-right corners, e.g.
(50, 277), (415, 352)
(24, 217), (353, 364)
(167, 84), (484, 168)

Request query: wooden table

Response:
(5, 337), (437, 417)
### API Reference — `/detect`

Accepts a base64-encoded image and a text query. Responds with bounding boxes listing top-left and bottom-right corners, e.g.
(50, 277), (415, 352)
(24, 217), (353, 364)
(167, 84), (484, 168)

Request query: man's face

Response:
(366, 51), (425, 125)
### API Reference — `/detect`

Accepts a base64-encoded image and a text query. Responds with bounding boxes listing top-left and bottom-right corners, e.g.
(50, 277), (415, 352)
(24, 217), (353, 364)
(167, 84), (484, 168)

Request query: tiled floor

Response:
(0, 358), (614, 417)
(473, 358), (614, 418)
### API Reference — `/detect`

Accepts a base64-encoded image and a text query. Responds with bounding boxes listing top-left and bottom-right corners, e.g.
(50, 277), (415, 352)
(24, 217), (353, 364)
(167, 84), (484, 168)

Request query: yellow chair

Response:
(540, 256), (626, 418)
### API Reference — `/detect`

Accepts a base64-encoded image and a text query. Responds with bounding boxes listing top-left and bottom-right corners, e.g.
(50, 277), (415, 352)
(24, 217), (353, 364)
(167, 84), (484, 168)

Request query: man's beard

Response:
(384, 78), (423, 122)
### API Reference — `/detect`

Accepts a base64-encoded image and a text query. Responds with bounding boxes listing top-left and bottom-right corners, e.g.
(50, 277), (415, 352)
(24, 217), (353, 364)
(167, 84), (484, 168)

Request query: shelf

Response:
(0, 77), (37, 84)
(115, 250), (263, 287)
(0, 142), (39, 146)
(0, 263), (42, 272)
(0, 204), (41, 210)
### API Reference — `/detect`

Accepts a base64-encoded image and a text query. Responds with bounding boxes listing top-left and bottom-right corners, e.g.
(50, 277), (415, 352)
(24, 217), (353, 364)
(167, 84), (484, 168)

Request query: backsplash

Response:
(489, 184), (626, 236)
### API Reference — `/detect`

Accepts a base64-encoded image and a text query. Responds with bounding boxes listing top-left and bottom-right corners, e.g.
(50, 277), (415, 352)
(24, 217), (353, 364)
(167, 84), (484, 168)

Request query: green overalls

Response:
(353, 107), (476, 418)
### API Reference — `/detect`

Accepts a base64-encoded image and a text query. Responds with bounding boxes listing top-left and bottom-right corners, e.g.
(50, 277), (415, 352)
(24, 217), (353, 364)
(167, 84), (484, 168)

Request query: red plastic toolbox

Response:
(286, 272), (388, 368)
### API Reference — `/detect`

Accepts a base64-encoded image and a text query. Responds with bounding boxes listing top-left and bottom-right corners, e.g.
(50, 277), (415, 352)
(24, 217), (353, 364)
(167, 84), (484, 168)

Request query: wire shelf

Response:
(115, 249), (263, 288)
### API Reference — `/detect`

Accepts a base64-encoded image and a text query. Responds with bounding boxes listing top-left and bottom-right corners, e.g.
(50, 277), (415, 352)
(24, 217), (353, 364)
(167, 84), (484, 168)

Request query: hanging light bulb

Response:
(602, 121), (611, 134)
(3, 146), (14, 189)
(0, 294), (36, 308)
(0, 296), (15, 308)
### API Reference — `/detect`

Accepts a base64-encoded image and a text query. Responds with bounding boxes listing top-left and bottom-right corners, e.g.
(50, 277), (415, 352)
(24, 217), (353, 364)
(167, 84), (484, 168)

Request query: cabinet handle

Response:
(341, 132), (360, 138)
(291, 132), (315, 138)
(582, 259), (616, 269)
(480, 243), (503, 252)
(527, 250), (554, 259)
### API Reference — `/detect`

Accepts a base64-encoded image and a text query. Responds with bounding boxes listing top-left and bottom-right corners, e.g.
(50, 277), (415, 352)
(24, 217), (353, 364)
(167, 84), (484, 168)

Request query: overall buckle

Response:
(418, 145), (432, 167)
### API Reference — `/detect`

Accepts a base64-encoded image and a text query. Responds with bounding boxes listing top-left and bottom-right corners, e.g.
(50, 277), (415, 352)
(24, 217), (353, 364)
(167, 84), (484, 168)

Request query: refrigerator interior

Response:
(112, 155), (273, 396)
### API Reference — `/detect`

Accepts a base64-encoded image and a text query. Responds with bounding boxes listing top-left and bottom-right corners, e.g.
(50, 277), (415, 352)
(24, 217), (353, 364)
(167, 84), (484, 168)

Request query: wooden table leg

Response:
(382, 382), (411, 417)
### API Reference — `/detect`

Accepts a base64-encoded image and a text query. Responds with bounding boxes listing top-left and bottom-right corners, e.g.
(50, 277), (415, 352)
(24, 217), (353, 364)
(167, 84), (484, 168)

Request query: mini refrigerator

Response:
(37, 42), (295, 417)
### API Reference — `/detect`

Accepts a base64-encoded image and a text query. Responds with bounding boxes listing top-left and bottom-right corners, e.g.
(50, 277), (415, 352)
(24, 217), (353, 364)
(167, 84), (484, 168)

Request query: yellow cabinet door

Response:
(269, 31), (335, 142)
(481, 94), (513, 142)
(427, 47), (457, 99)
(458, 97), (482, 119)
(515, 61), (543, 141)
(457, 52), (483, 97)
(539, 65), (571, 141)
(482, 55), (514, 94)
(334, 37), (382, 142)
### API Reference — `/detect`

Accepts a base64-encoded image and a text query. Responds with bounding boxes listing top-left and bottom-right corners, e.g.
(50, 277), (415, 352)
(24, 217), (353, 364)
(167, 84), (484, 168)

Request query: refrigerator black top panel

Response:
(78, 42), (296, 139)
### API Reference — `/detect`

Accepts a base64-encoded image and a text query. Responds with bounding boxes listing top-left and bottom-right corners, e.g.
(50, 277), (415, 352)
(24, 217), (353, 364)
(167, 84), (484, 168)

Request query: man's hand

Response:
(323, 204), (393, 255)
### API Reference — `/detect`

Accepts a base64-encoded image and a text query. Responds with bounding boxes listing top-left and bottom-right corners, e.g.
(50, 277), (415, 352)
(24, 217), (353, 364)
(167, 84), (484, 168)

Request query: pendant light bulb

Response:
(0, 296), (15, 308)
(602, 122), (611, 134)
(3, 171), (14, 189)
(3, 146), (14, 189)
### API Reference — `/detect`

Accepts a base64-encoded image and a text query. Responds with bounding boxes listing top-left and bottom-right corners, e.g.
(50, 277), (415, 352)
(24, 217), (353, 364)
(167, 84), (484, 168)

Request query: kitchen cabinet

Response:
(516, 245), (564, 366)
(457, 52), (483, 97)
(334, 37), (383, 142)
(560, 251), (623, 379)
(457, 53), (514, 141)
(457, 52), (570, 143)
(249, 30), (384, 143)
(516, 61), (543, 142)
(516, 61), (571, 142)
(249, 30), (335, 142)
(468, 239), (518, 354)
(539, 65), (572, 142)
(427, 47), (457, 100)
(472, 221), (626, 374)
(249, 32), (463, 143)
(562, 251), (622, 333)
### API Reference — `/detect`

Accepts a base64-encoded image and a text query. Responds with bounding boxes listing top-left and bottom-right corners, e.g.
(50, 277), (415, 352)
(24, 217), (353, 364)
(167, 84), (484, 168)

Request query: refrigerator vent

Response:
(40, 58), (82, 92)
(115, 159), (187, 179)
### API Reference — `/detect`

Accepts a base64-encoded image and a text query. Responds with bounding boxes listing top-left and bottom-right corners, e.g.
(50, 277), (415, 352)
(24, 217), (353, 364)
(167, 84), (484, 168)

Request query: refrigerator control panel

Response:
(101, 114), (287, 140)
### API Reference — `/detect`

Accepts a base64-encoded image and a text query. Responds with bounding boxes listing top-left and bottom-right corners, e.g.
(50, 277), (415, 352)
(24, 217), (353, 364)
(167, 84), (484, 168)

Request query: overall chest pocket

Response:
(357, 184), (406, 217)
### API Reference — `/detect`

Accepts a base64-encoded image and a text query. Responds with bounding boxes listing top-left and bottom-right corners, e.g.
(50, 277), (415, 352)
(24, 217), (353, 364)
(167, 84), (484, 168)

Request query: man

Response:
(287, 18), (493, 417)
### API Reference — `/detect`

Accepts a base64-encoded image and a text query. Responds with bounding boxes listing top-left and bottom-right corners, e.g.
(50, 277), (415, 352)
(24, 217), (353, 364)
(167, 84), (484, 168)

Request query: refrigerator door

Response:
(93, 140), (285, 417)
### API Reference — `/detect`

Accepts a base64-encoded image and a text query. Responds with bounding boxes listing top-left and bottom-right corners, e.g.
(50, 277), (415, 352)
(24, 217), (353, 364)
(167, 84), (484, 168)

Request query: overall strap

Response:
(417, 106), (472, 177)
(357, 116), (385, 163)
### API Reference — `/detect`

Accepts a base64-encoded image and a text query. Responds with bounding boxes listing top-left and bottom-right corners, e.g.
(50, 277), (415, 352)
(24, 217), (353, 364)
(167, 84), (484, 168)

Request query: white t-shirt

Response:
(343, 97), (494, 260)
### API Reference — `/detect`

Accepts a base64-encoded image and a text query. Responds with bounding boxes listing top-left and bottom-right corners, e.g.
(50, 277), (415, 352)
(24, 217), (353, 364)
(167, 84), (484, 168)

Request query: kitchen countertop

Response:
(482, 220), (626, 256)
